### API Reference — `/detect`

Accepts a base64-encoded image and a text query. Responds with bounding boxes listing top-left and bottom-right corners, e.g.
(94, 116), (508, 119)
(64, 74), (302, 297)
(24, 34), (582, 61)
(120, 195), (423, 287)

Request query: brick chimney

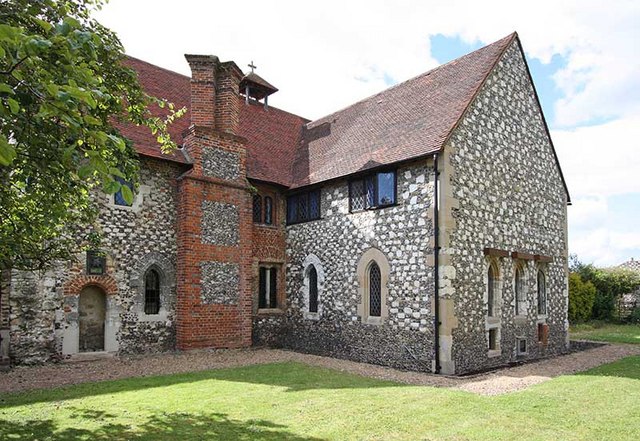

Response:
(185, 55), (243, 135)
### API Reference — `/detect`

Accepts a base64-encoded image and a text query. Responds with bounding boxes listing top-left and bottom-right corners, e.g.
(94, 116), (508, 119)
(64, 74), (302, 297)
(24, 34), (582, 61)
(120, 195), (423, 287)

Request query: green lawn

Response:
(1, 358), (639, 440)
(570, 322), (640, 344)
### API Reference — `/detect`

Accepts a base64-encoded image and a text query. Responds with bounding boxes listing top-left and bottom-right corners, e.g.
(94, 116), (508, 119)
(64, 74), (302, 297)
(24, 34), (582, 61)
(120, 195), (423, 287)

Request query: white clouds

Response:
(552, 116), (640, 198)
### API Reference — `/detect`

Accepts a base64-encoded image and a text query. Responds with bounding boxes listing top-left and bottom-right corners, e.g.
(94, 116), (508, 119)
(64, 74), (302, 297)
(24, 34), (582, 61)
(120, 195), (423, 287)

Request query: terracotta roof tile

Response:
(290, 33), (516, 188)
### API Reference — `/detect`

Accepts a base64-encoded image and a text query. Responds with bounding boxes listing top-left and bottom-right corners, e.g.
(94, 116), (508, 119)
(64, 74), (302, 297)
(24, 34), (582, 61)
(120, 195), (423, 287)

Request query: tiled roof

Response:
(290, 33), (516, 188)
(121, 33), (529, 189)
(619, 258), (640, 272)
(120, 57), (308, 186)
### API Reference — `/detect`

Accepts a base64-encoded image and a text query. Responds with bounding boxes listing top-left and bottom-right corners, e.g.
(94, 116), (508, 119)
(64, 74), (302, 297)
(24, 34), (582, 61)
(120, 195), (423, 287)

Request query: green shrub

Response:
(569, 272), (596, 323)
(628, 307), (640, 324)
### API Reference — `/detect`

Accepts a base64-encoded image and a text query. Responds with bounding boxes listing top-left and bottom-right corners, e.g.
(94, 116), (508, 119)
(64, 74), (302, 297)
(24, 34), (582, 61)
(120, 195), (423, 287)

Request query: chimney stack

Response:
(185, 55), (243, 135)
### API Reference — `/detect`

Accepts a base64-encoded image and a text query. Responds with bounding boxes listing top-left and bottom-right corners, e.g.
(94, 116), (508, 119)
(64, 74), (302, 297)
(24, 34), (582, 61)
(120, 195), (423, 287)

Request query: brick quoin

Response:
(176, 55), (253, 350)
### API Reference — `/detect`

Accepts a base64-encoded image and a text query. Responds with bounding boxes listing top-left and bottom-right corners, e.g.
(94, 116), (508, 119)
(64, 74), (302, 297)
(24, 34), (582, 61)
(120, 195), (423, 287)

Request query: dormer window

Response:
(349, 170), (396, 212)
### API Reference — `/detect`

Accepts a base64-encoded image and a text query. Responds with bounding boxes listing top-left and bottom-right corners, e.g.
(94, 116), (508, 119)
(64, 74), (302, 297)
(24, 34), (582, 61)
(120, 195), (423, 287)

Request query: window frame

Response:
(258, 265), (280, 311)
(144, 268), (161, 315)
(537, 269), (547, 316)
(286, 189), (321, 225)
(514, 264), (527, 317)
(348, 169), (397, 213)
(252, 194), (263, 223)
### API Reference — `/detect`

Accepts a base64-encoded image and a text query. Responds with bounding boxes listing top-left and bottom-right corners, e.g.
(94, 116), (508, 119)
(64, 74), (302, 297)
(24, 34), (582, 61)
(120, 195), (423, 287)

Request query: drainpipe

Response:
(433, 152), (441, 374)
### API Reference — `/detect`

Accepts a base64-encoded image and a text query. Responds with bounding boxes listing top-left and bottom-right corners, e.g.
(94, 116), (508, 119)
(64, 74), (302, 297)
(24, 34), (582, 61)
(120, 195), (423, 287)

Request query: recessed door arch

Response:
(78, 285), (106, 352)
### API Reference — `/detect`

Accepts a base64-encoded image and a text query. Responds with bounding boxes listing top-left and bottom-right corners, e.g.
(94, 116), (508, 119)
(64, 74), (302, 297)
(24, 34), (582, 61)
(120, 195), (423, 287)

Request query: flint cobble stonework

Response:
(443, 40), (569, 374)
(254, 162), (437, 371)
(202, 146), (240, 180)
(8, 158), (183, 363)
(200, 262), (240, 305)
(201, 201), (239, 246)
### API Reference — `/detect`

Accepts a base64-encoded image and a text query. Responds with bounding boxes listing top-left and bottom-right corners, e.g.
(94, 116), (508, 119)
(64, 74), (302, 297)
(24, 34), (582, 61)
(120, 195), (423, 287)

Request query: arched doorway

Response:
(78, 285), (106, 352)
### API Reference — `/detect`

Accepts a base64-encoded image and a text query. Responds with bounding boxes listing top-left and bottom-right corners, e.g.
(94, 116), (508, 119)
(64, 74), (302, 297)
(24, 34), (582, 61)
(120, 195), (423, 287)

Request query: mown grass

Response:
(570, 321), (640, 344)
(1, 358), (639, 440)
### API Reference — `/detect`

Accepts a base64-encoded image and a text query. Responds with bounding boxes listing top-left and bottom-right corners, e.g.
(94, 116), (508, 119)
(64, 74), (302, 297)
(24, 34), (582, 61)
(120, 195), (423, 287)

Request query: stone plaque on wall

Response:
(200, 261), (239, 305)
(202, 147), (240, 180)
(201, 201), (239, 246)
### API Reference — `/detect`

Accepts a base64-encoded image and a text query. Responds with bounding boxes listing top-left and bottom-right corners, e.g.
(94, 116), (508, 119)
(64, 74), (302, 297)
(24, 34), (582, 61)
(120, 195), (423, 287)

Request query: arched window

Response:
(308, 265), (318, 313)
(144, 269), (161, 314)
(537, 270), (547, 315)
(264, 196), (273, 225)
(514, 266), (525, 316)
(369, 262), (382, 317)
(252, 195), (262, 223)
(487, 265), (496, 317)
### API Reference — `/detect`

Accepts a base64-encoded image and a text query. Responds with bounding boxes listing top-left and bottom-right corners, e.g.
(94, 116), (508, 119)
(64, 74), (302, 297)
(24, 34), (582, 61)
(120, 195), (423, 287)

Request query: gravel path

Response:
(1, 343), (638, 397)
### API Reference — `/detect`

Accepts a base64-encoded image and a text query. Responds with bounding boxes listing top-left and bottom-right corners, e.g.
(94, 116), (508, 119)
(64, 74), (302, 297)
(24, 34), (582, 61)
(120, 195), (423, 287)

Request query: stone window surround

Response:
(536, 264), (548, 319)
(256, 260), (285, 314)
(484, 257), (502, 357)
(129, 252), (175, 322)
(356, 248), (390, 325)
(301, 254), (325, 321)
(108, 184), (151, 213)
(513, 259), (529, 320)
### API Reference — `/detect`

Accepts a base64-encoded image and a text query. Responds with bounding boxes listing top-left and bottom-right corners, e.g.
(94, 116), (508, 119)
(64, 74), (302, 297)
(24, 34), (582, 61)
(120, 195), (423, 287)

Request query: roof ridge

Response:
(124, 55), (191, 80)
(306, 32), (517, 128)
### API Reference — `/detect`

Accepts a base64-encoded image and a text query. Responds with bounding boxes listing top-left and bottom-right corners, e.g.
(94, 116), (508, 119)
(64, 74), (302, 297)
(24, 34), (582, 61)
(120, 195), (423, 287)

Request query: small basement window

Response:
(488, 329), (498, 351)
(517, 338), (528, 355)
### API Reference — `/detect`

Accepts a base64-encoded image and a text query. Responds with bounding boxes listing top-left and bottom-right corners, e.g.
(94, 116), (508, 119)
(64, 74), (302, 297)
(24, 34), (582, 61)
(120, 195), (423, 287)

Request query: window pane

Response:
(269, 268), (278, 308)
(259, 267), (267, 308)
(287, 195), (297, 223)
(308, 266), (318, 313)
(487, 267), (495, 317)
(144, 269), (161, 314)
(537, 271), (546, 315)
(253, 195), (262, 223)
(365, 177), (375, 208)
(350, 180), (365, 211)
(309, 190), (320, 219)
(297, 194), (308, 221)
(264, 196), (273, 225)
(515, 267), (524, 315)
(377, 172), (395, 206)
(369, 262), (381, 317)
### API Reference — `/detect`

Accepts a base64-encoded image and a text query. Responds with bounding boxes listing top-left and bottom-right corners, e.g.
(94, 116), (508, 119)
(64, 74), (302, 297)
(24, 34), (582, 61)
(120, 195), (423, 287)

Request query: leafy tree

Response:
(0, 0), (184, 271)
(568, 272), (596, 323)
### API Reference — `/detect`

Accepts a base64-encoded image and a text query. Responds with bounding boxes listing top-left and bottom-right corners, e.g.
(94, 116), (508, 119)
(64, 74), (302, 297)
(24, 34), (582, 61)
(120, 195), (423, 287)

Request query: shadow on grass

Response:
(0, 410), (325, 440)
(576, 356), (640, 381)
(0, 362), (399, 409)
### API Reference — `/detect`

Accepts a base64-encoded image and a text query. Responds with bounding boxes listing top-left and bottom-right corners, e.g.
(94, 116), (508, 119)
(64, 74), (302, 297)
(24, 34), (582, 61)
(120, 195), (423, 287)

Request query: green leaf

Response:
(83, 115), (101, 125)
(77, 164), (93, 179)
(7, 98), (19, 114)
(33, 18), (53, 33)
(120, 184), (134, 205)
(0, 134), (16, 166)
(0, 83), (14, 95)
(109, 167), (126, 178)
(103, 179), (121, 194)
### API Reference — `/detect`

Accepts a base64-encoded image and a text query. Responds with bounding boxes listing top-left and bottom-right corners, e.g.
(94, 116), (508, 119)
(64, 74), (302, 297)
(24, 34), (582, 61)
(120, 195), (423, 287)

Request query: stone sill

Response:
(488, 349), (501, 358)
(253, 223), (280, 230)
(257, 308), (285, 316)
(514, 316), (529, 326)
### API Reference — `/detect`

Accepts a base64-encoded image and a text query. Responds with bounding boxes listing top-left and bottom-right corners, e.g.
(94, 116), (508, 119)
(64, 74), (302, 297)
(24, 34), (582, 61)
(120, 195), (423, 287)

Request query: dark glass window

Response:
(488, 329), (498, 350)
(264, 196), (273, 225)
(487, 266), (496, 317)
(258, 266), (278, 309)
(537, 270), (547, 315)
(86, 250), (106, 275)
(515, 267), (525, 316)
(287, 190), (321, 224)
(144, 269), (161, 315)
(349, 171), (396, 212)
(253, 195), (262, 223)
(308, 265), (318, 313)
(369, 262), (381, 317)
(114, 176), (133, 207)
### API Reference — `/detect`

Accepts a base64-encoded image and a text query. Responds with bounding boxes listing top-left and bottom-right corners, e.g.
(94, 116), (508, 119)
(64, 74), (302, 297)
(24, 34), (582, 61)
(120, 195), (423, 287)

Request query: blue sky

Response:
(96, 0), (640, 267)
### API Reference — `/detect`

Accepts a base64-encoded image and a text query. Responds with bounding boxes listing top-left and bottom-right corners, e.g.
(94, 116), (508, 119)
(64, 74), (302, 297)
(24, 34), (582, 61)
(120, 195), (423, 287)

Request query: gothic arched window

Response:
(515, 266), (525, 316)
(144, 269), (161, 315)
(308, 265), (318, 313)
(369, 262), (382, 317)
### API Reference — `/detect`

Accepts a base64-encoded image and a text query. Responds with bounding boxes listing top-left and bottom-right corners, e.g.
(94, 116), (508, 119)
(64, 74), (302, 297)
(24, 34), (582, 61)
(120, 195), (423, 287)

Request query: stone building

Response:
(0, 32), (570, 375)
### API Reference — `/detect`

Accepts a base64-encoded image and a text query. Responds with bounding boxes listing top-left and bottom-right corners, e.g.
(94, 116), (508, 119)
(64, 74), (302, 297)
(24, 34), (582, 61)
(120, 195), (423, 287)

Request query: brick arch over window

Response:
(356, 248), (391, 325)
(130, 252), (176, 321)
(64, 275), (118, 297)
(301, 253), (325, 320)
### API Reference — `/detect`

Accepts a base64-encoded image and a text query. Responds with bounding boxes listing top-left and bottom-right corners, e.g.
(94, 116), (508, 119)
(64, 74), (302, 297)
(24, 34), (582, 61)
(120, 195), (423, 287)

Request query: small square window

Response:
(86, 250), (106, 275)
(517, 338), (528, 355)
(488, 329), (498, 351)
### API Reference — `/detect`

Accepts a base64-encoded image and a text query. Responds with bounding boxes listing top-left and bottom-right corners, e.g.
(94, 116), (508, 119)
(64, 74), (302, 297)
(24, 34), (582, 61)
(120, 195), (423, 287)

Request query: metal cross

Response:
(248, 61), (257, 73)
